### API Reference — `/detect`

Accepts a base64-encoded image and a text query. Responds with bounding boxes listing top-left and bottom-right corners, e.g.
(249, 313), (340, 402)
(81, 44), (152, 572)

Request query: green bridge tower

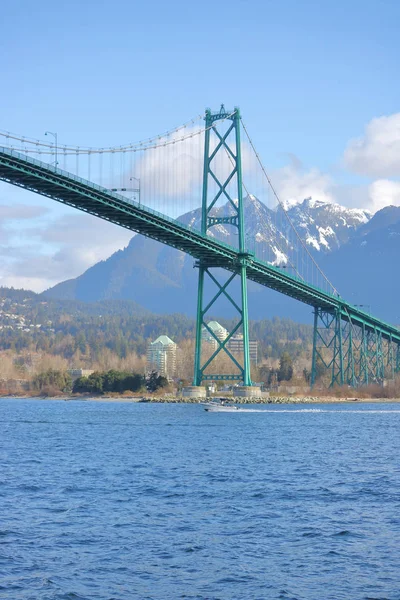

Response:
(192, 106), (257, 395)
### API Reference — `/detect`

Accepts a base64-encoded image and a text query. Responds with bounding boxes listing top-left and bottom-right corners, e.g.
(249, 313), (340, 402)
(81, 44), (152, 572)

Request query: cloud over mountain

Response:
(344, 113), (400, 177)
(271, 161), (335, 210)
(367, 179), (400, 213)
(0, 210), (132, 292)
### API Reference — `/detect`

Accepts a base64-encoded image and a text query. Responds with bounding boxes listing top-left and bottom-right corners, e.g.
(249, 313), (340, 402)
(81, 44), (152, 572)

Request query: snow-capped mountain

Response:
(177, 195), (371, 265)
(44, 195), (372, 320)
(282, 197), (371, 253)
(320, 206), (400, 323)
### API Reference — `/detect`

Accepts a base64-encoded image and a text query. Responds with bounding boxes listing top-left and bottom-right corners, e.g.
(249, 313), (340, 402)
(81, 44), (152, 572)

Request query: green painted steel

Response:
(387, 335), (394, 380)
(310, 309), (318, 387)
(193, 266), (205, 387)
(345, 321), (356, 387)
(311, 307), (400, 388)
(1, 132), (400, 388)
(361, 323), (368, 386)
(193, 106), (252, 386)
(1, 142), (398, 333)
(235, 108), (252, 386)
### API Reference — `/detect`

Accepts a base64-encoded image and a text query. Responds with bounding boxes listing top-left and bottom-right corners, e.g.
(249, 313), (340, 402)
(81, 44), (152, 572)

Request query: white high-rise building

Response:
(146, 335), (177, 379)
(201, 321), (228, 350)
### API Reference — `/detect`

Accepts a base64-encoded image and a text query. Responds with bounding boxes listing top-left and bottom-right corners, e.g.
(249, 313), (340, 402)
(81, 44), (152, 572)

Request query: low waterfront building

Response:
(67, 368), (94, 380)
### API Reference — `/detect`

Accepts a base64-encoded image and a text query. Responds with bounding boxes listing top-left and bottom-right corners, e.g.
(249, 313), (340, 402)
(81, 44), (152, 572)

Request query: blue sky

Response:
(1, 0), (400, 291)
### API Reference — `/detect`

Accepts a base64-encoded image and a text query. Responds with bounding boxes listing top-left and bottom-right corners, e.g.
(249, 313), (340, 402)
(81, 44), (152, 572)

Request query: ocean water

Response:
(1, 399), (399, 600)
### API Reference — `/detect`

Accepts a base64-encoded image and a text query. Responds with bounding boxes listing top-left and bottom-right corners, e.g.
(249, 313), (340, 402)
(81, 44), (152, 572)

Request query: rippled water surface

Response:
(1, 399), (400, 600)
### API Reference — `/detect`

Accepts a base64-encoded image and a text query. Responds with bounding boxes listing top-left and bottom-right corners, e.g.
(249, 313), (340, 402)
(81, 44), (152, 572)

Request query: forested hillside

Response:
(0, 287), (312, 367)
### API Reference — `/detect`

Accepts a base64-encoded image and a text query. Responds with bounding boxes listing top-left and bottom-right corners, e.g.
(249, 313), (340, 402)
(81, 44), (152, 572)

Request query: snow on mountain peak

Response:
(281, 195), (330, 211)
(281, 197), (304, 211)
(284, 198), (372, 252)
(180, 193), (371, 256)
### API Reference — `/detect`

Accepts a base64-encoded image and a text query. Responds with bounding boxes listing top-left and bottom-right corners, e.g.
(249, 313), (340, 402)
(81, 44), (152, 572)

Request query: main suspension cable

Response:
(240, 117), (339, 297)
(0, 113), (236, 156)
(217, 126), (302, 279)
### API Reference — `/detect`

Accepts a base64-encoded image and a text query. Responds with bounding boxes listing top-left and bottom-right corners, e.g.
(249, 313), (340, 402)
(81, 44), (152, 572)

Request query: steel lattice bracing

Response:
(311, 308), (400, 388)
(1, 123), (400, 388)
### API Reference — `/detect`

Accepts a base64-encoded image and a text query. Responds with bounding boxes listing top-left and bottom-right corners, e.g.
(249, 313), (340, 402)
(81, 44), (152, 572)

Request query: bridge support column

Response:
(193, 265), (205, 387)
(360, 324), (369, 386)
(386, 335), (394, 380)
(311, 308), (400, 389)
(376, 330), (384, 382)
(192, 105), (254, 390)
(396, 344), (400, 375)
(311, 307), (345, 388)
(343, 319), (356, 387)
(310, 309), (318, 388)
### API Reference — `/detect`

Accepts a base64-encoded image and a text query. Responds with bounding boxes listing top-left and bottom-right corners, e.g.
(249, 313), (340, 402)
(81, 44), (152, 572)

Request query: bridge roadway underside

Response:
(1, 147), (400, 347)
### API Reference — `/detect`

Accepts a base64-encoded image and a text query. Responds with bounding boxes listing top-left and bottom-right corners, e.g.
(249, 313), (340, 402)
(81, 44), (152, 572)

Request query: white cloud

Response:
(270, 162), (335, 209)
(0, 203), (49, 249)
(128, 127), (204, 217)
(128, 125), (256, 217)
(271, 165), (400, 215)
(344, 113), (400, 177)
(267, 147), (400, 215)
(367, 180), (400, 213)
(0, 204), (49, 220)
(0, 212), (133, 292)
(0, 275), (52, 292)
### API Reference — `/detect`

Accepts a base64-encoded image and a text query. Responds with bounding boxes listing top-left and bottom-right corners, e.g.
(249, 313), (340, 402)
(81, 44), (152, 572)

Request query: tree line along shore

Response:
(2, 288), (400, 400)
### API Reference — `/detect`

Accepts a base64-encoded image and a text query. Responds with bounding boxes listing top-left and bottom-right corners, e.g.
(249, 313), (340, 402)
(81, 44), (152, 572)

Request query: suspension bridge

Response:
(0, 106), (398, 392)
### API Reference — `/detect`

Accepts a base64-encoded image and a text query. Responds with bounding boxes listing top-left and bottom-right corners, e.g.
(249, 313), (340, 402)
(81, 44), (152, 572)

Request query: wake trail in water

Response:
(216, 408), (400, 414)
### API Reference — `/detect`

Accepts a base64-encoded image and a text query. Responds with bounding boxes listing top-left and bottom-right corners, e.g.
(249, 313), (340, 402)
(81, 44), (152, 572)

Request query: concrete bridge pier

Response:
(234, 386), (261, 399)
(182, 385), (262, 400)
(182, 386), (207, 399)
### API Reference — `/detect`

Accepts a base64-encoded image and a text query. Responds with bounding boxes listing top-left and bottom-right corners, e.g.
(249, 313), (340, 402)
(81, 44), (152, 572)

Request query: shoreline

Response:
(1, 395), (400, 404)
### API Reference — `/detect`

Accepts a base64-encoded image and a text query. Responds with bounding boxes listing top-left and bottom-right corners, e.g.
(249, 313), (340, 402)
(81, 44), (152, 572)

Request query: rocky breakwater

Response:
(143, 395), (329, 404)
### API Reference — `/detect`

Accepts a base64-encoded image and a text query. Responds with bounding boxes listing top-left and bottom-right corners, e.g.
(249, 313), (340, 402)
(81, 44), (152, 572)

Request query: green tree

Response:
(277, 352), (293, 382)
(103, 369), (123, 392)
(73, 370), (145, 394)
(124, 373), (144, 392)
(268, 369), (278, 386)
(314, 357), (326, 381)
(33, 369), (72, 394)
(86, 372), (104, 394)
(146, 371), (168, 392)
(73, 376), (89, 393)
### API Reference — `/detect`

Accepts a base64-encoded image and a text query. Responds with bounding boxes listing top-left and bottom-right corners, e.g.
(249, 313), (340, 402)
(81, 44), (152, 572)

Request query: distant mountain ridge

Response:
(43, 197), (400, 323)
(281, 197), (370, 252)
(321, 205), (400, 323)
(176, 195), (370, 259)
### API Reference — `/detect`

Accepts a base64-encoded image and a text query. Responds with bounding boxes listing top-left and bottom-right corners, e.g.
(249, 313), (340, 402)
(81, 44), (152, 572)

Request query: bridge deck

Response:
(1, 147), (399, 344)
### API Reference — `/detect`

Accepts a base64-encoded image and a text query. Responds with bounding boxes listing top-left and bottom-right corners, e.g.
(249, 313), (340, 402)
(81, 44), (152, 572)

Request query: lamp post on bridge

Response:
(354, 304), (371, 314)
(130, 177), (140, 204)
(110, 177), (140, 204)
(45, 131), (58, 169)
(279, 264), (295, 273)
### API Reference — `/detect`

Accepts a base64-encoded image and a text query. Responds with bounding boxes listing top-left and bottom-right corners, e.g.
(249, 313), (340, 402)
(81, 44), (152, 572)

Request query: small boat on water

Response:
(202, 400), (239, 412)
